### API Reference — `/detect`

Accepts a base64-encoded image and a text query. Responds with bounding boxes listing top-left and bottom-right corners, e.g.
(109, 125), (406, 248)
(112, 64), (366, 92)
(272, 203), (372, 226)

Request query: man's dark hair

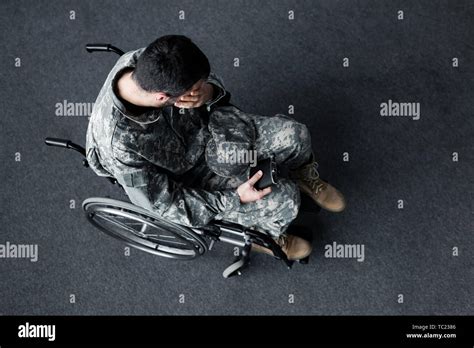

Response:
(132, 35), (210, 97)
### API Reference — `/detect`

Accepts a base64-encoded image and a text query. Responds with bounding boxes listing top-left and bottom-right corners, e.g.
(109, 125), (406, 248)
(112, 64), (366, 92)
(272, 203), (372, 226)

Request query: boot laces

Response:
(301, 162), (326, 194)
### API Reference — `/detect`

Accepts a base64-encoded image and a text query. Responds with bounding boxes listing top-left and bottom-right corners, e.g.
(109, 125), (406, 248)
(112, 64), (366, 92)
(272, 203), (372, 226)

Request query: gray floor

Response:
(0, 0), (472, 315)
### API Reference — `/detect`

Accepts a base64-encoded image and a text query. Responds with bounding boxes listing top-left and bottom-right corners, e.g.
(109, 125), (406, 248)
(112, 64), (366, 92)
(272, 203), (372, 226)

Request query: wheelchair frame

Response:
(44, 43), (310, 278)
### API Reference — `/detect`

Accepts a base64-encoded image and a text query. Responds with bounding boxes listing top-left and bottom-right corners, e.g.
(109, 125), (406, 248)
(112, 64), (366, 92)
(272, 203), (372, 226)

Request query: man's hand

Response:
(236, 170), (272, 204)
(174, 81), (214, 109)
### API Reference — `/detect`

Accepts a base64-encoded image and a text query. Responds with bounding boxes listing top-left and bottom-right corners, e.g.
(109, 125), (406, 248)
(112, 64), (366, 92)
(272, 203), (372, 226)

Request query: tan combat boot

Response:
(252, 234), (312, 260)
(290, 161), (346, 213)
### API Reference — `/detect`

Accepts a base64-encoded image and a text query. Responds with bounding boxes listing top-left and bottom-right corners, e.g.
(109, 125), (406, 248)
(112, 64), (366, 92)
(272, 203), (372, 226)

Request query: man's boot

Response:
(252, 234), (312, 260)
(290, 160), (346, 212)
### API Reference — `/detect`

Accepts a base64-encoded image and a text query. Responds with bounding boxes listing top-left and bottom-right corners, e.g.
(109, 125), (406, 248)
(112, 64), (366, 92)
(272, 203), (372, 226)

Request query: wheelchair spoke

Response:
(110, 214), (199, 245)
(96, 213), (146, 237)
(96, 212), (191, 248)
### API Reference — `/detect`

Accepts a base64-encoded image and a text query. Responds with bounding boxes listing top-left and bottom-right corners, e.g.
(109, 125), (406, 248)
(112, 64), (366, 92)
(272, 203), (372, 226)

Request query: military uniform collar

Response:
(110, 48), (165, 125)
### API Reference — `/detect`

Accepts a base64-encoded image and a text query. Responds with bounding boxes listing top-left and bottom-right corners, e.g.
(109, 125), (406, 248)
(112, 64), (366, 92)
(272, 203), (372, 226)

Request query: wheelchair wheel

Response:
(82, 197), (207, 260)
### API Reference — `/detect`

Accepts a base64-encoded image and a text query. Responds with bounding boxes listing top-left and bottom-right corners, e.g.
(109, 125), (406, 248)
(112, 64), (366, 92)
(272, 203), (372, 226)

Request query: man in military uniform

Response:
(86, 35), (346, 261)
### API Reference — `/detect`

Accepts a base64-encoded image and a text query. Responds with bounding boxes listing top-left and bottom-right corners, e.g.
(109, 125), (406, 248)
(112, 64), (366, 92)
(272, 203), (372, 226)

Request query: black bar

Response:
(0, 316), (472, 345)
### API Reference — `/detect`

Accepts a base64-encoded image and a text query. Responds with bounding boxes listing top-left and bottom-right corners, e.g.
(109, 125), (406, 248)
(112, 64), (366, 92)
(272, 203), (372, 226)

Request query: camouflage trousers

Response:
(187, 113), (313, 238)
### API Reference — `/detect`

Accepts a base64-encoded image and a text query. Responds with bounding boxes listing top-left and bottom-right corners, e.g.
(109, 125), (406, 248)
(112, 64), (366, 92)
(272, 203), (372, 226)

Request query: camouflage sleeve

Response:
(110, 146), (241, 227)
(205, 72), (231, 111)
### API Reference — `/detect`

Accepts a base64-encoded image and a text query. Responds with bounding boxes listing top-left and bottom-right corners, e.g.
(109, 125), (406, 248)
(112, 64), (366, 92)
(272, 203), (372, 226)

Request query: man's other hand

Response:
(174, 81), (214, 109)
(236, 170), (272, 204)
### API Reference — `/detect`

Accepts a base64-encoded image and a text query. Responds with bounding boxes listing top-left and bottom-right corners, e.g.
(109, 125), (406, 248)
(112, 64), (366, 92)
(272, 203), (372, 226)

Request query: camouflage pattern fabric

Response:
(86, 49), (313, 238)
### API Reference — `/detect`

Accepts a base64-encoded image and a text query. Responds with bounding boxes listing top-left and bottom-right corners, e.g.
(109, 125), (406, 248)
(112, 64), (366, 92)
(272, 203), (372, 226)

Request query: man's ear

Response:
(155, 92), (169, 102)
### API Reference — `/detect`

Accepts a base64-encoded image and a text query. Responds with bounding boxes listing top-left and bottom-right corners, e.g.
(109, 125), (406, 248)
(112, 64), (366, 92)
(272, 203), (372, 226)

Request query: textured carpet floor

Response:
(0, 0), (472, 315)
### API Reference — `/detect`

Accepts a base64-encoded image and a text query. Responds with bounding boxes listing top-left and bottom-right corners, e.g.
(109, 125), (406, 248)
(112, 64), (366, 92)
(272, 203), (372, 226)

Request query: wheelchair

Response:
(45, 43), (316, 278)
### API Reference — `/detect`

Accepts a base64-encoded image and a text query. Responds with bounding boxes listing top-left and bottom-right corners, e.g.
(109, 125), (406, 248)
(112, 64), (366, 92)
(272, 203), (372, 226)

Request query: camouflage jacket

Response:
(85, 48), (253, 227)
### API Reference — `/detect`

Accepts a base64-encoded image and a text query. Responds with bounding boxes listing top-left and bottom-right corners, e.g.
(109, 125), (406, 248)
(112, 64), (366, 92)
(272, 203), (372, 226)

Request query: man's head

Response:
(132, 35), (210, 106)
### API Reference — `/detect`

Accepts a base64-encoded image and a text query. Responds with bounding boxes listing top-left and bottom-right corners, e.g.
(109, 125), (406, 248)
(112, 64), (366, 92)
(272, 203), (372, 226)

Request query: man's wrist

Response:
(205, 83), (217, 103)
(205, 83), (226, 110)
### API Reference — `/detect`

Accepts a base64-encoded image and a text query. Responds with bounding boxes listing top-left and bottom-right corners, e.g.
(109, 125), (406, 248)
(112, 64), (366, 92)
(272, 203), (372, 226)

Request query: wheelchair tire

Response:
(83, 197), (207, 260)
